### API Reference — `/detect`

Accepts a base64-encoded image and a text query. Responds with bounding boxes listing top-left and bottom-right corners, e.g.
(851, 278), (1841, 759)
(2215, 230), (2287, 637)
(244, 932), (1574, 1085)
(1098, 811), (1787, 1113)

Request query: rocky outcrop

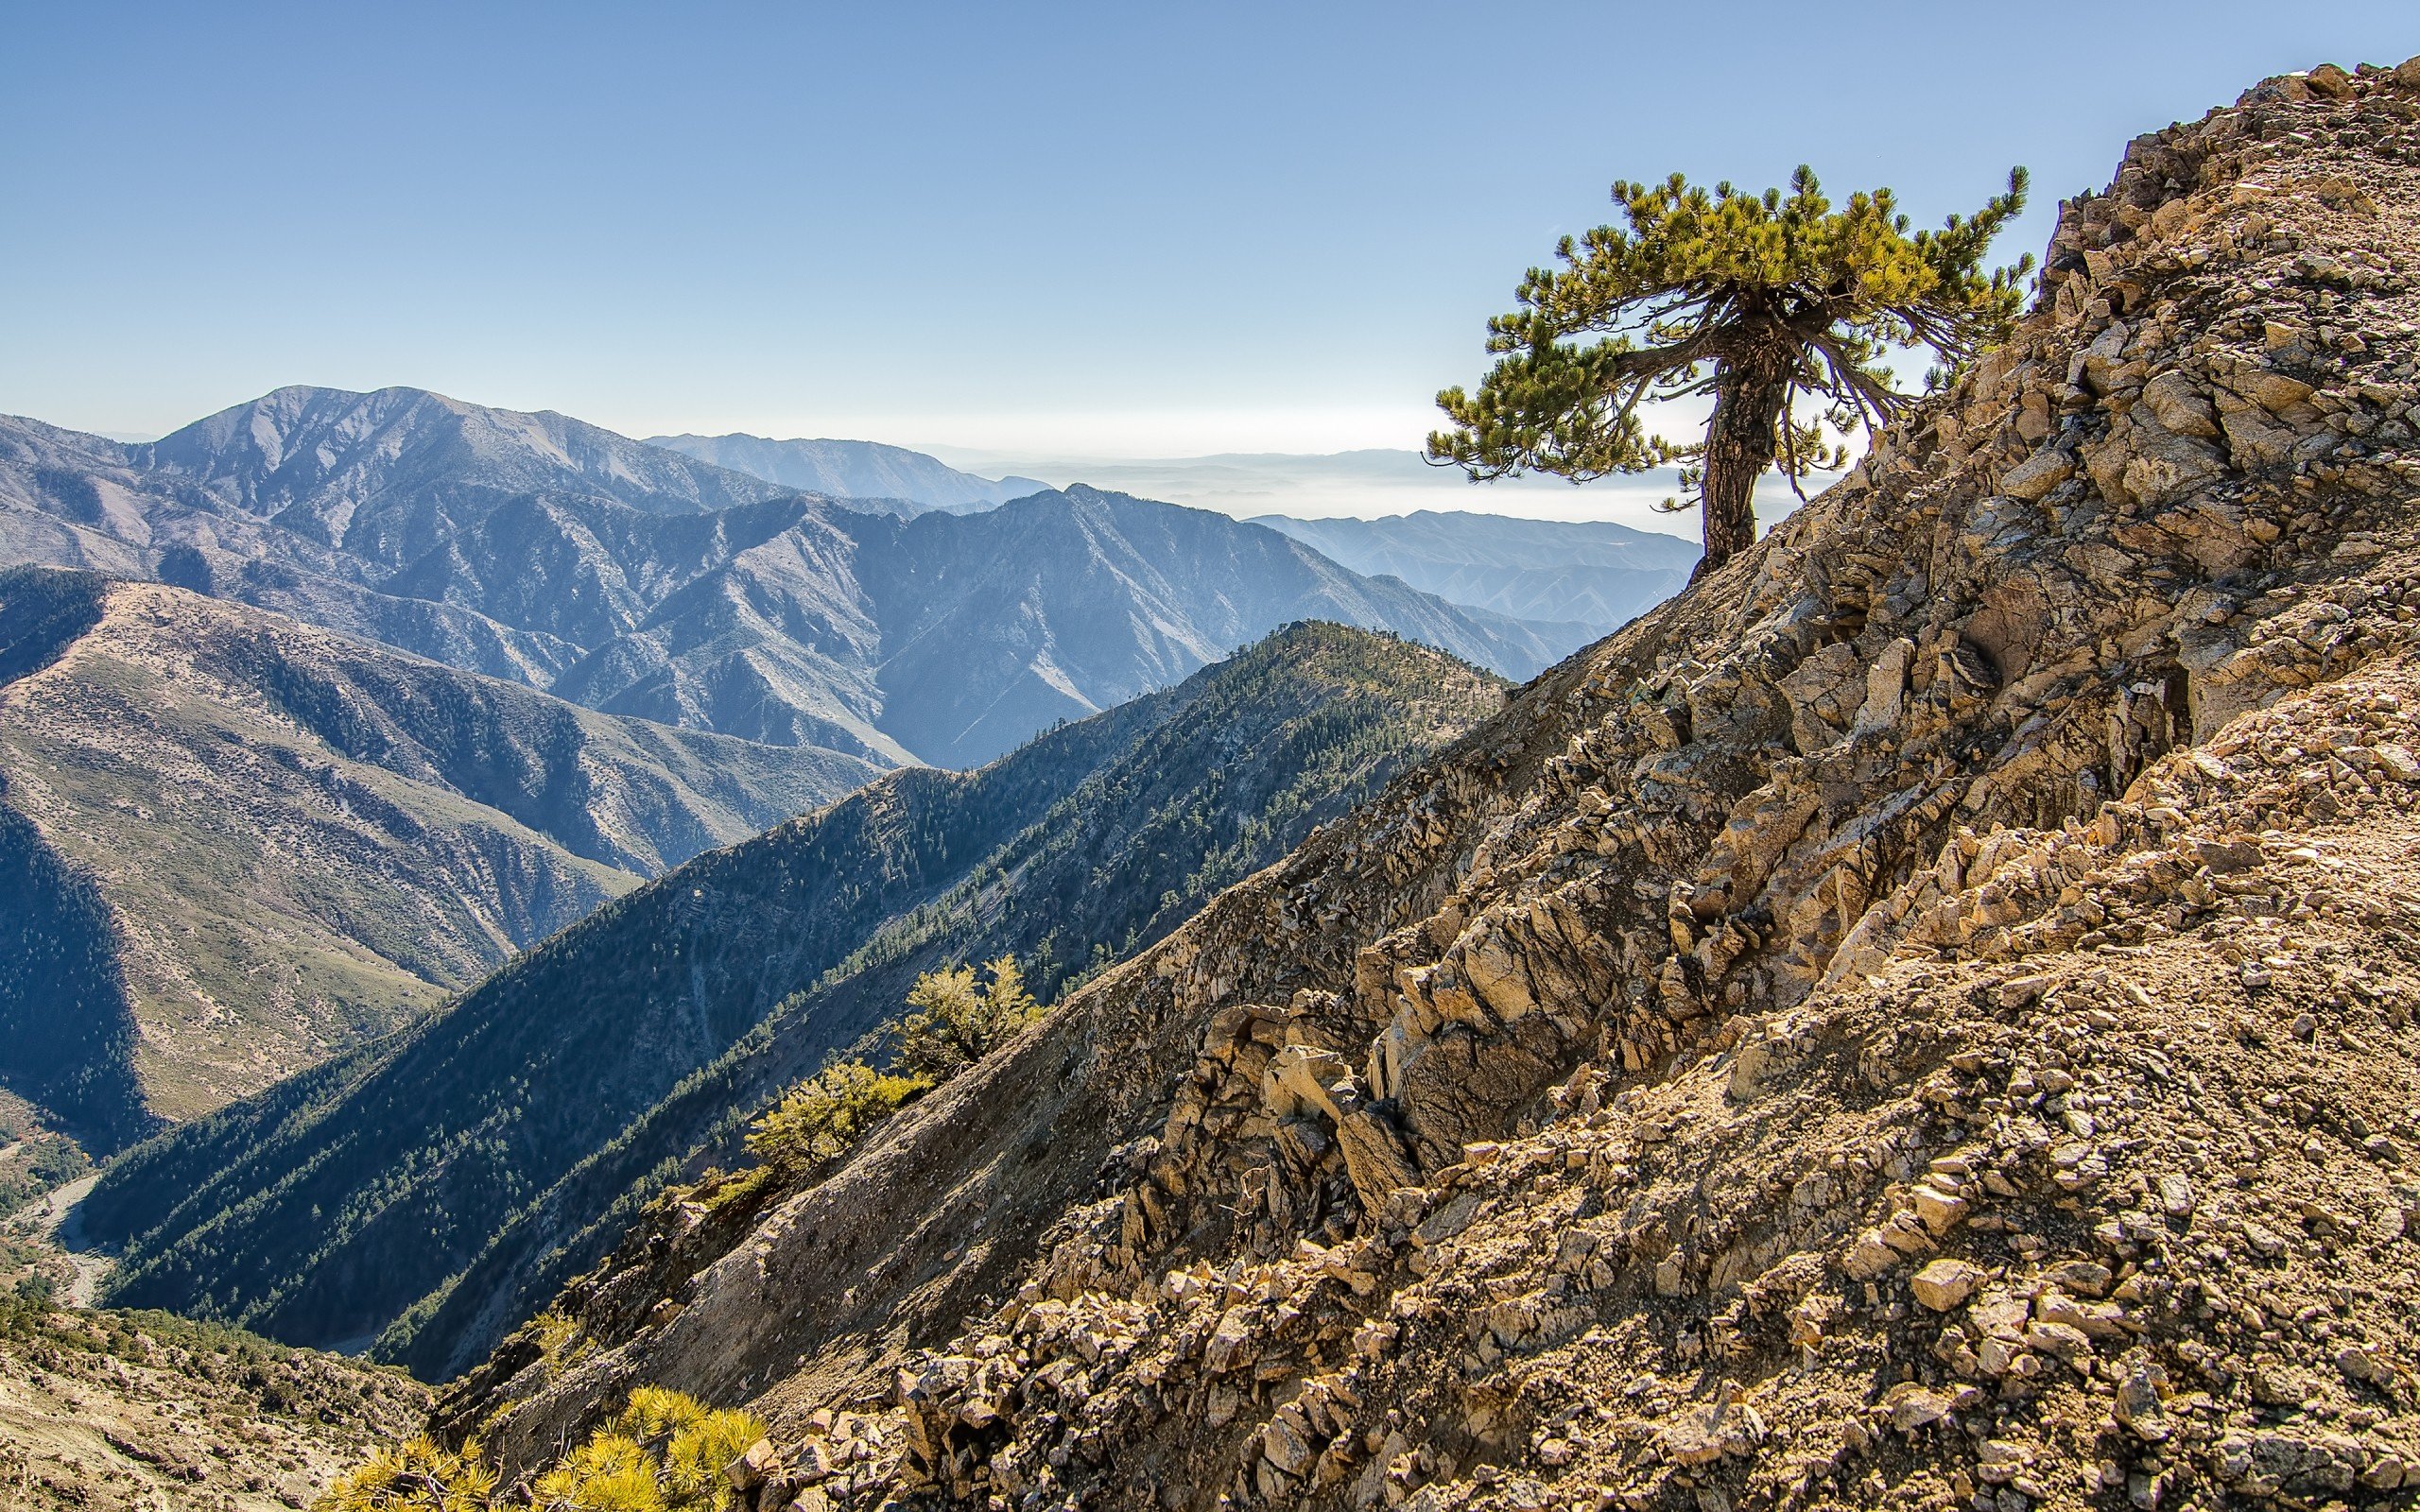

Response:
(457, 59), (2420, 1512)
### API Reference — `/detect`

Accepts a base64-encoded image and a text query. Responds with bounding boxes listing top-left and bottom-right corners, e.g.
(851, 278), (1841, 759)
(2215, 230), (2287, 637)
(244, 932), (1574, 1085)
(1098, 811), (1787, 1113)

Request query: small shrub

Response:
(529, 1306), (587, 1378)
(743, 1060), (930, 1182)
(317, 1435), (499, 1511)
(742, 956), (1041, 1187)
(891, 955), (1042, 1083)
(318, 1387), (764, 1512)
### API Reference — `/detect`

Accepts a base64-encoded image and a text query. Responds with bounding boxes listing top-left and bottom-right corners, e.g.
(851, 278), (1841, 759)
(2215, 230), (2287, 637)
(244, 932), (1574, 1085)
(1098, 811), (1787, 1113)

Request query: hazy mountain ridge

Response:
(0, 566), (882, 1141)
(83, 625), (1507, 1376)
(645, 433), (1048, 514)
(146, 386), (790, 556)
(1250, 509), (1698, 644)
(3, 388), (1558, 767)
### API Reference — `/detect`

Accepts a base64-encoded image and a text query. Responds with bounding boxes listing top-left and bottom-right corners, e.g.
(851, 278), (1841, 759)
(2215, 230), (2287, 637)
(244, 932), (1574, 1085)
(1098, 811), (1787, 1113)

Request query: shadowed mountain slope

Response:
(83, 625), (1505, 1374)
(0, 566), (880, 1140)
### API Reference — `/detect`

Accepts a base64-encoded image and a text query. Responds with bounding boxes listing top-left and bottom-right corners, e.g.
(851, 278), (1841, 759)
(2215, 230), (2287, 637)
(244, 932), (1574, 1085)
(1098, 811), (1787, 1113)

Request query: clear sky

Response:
(6, 2), (2414, 459)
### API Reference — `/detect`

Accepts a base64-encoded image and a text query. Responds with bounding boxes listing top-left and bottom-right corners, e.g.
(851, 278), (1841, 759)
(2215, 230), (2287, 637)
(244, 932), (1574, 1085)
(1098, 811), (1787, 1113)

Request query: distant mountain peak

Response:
(5, 392), (1572, 775)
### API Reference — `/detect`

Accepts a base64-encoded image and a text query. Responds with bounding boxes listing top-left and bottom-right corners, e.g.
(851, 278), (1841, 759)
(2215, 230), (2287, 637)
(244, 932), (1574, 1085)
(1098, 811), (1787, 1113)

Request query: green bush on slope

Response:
(741, 954), (1041, 1185)
(319, 1385), (761, 1512)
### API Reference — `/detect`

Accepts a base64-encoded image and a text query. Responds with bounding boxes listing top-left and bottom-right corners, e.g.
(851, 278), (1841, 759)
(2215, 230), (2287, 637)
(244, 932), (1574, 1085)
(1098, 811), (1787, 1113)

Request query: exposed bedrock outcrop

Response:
(452, 59), (2420, 1512)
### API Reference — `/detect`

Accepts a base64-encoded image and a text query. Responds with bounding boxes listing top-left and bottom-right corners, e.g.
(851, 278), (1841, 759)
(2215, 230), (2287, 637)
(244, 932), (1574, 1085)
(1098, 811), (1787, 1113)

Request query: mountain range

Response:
(82, 623), (1506, 1375)
(643, 433), (1048, 513)
(0, 386), (1560, 768)
(1251, 509), (1699, 641)
(298, 70), (2420, 1512)
(0, 565), (881, 1144)
(18, 58), (2420, 1512)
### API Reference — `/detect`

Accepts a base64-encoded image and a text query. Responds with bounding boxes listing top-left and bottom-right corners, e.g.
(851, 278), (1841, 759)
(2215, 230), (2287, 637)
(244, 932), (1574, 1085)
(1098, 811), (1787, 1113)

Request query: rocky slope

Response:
(646, 433), (1049, 513)
(3, 389), (1559, 765)
(442, 59), (2420, 1512)
(81, 626), (1505, 1380)
(0, 1304), (425, 1512)
(0, 567), (879, 1141)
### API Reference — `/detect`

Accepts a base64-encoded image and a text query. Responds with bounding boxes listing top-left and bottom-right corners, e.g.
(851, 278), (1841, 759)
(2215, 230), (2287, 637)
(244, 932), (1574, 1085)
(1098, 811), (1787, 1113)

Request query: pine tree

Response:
(1428, 166), (2033, 571)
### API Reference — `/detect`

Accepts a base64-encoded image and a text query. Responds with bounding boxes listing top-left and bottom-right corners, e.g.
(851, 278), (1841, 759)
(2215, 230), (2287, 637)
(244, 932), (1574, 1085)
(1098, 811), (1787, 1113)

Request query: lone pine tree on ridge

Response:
(1428, 165), (2035, 572)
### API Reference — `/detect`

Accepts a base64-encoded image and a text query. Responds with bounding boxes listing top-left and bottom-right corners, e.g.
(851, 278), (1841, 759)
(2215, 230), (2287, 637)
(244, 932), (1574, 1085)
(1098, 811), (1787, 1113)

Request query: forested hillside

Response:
(83, 625), (1505, 1378)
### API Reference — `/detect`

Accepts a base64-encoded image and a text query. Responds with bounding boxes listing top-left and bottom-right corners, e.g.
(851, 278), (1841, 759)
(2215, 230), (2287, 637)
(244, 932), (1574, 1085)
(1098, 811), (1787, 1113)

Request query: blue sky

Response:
(6, 2), (2415, 460)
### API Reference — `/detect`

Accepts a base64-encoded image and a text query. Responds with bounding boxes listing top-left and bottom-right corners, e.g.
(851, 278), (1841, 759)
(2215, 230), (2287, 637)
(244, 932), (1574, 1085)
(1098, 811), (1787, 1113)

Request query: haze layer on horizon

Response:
(7, 1), (2414, 470)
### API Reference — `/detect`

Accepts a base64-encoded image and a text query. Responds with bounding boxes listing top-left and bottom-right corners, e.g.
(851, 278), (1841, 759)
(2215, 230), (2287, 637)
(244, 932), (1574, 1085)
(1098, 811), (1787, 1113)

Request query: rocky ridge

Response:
(453, 60), (2420, 1512)
(644, 434), (1050, 514)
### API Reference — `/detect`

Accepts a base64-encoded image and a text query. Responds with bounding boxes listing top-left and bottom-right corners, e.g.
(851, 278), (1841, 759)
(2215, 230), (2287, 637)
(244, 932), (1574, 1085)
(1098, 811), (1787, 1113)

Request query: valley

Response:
(9, 24), (2420, 1512)
(0, 387), (1616, 1153)
(80, 624), (1506, 1381)
(0, 567), (880, 1141)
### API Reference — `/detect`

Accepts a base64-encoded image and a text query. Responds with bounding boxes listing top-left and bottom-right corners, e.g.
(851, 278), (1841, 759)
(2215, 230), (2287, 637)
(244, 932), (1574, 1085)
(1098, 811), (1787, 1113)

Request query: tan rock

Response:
(1911, 1181), (1971, 1235)
(1264, 1044), (1350, 1123)
(725, 1439), (779, 1492)
(2113, 1362), (2172, 1442)
(1883, 1383), (1954, 1433)
(1910, 1258), (1984, 1311)
(1335, 1108), (1422, 1211)
(1976, 1438), (2034, 1484)
(2023, 1320), (2095, 1366)
(2000, 447), (2076, 502)
(1262, 1415), (1316, 1476)
(1204, 1307), (1257, 1374)
(1659, 1399), (1760, 1466)
(1842, 1230), (1900, 1280)
(1460, 926), (1537, 1022)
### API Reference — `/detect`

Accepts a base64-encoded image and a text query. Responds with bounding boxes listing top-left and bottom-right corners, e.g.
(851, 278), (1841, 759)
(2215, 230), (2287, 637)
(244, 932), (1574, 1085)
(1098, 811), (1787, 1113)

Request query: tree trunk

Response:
(1696, 359), (1792, 575)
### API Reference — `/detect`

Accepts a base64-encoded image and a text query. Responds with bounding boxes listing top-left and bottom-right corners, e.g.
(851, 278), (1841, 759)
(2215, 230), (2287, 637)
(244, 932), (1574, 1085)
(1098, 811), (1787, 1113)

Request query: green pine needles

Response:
(318, 1387), (764, 1512)
(1429, 165), (2035, 571)
(742, 955), (1042, 1186)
